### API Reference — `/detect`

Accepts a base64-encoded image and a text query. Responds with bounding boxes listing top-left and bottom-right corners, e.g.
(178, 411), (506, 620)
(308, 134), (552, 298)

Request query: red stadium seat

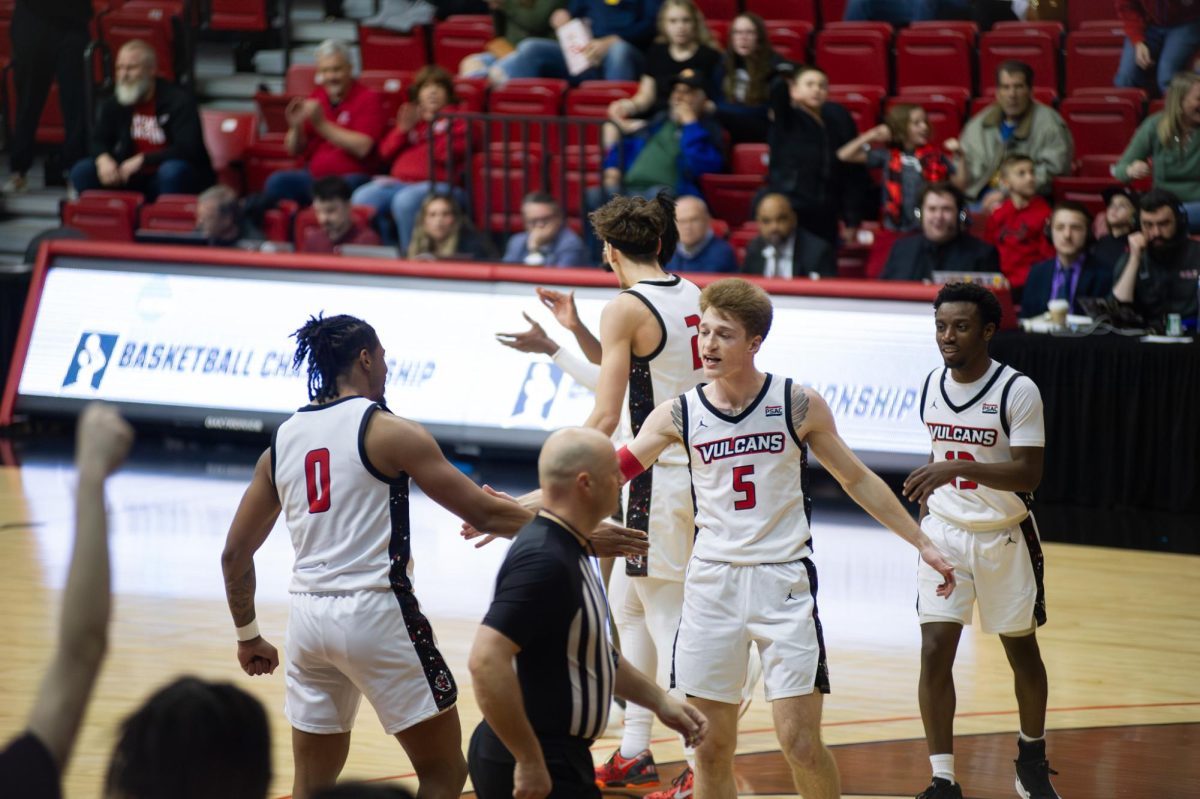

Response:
(707, 19), (728, 49)
(547, 146), (602, 216)
(452, 76), (488, 112)
(487, 78), (568, 150)
(767, 20), (813, 63)
(243, 133), (299, 194)
(62, 197), (136, 242)
(700, 173), (764, 227)
(819, 0), (846, 26)
(1060, 95), (1140, 159)
(433, 15), (494, 72)
(472, 147), (545, 233)
(292, 205), (376, 252)
(979, 29), (1059, 92)
(747, 0), (816, 24)
(1065, 29), (1125, 95)
(992, 20), (1064, 42)
(200, 109), (257, 191)
(1052, 176), (1113, 218)
(815, 27), (889, 93)
(828, 84), (885, 132)
(837, 243), (869, 279)
(895, 27), (973, 93)
(139, 196), (198, 232)
(358, 24), (428, 72)
(910, 20), (978, 40)
(822, 20), (893, 38)
(262, 199), (298, 243)
(359, 69), (413, 125)
(564, 81), (638, 146)
(695, 0), (737, 22)
(100, 4), (178, 81)
(208, 0), (267, 31)
(1077, 19), (1125, 35)
(254, 64), (318, 133)
(0, 16), (10, 60)
(80, 189), (143, 218)
(1149, 98), (1165, 116)
(731, 143), (769, 176)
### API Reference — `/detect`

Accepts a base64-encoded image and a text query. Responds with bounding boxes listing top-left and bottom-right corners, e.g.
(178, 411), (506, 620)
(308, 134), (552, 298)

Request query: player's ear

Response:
(748, 335), (763, 354)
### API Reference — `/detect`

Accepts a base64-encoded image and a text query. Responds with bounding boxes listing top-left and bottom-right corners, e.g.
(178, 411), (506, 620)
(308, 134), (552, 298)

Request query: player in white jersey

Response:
(619, 279), (957, 799)
(220, 314), (537, 799)
(901, 283), (1060, 799)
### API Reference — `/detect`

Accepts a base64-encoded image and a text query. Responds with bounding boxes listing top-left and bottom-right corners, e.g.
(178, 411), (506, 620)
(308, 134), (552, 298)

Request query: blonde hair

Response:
(700, 278), (773, 341)
(655, 0), (713, 48)
(1157, 71), (1200, 148)
(407, 194), (465, 258)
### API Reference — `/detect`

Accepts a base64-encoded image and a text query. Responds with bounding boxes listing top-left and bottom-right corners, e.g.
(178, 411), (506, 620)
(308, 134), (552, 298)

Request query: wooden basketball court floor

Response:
(1, 449), (1198, 799)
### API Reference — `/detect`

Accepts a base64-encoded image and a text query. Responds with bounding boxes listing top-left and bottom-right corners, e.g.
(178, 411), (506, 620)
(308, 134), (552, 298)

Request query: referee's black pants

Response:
(468, 722), (600, 799)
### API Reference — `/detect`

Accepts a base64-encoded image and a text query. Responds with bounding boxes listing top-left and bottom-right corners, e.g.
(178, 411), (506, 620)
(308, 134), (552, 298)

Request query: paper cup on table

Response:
(1047, 299), (1069, 326)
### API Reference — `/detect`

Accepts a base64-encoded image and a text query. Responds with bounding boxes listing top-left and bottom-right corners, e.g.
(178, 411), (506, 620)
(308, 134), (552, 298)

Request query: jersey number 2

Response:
(732, 465), (757, 510)
(304, 448), (332, 513)
(945, 451), (978, 490)
(685, 314), (701, 369)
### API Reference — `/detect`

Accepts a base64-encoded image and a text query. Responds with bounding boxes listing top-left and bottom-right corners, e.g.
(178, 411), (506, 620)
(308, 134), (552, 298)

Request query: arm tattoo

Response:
(225, 564), (258, 626)
(670, 397), (685, 438)
(790, 385), (810, 431)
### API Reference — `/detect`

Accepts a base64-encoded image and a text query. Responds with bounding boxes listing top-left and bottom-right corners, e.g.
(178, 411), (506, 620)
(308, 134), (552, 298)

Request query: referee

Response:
(468, 428), (707, 799)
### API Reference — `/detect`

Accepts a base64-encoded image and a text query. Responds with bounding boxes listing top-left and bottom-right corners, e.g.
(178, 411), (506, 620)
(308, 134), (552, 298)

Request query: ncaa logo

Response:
(511, 362), (563, 422)
(62, 332), (119, 391)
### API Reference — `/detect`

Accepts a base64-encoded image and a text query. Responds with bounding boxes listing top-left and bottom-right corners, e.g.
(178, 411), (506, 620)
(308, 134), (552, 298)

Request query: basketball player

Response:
(619, 278), (958, 799)
(902, 283), (1059, 799)
(584, 194), (707, 793)
(220, 314), (645, 799)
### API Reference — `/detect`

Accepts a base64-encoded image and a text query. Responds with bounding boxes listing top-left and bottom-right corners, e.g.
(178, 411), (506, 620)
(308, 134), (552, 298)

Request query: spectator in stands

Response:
(741, 192), (836, 278)
(1114, 0), (1200, 96)
(714, 13), (783, 144)
(1020, 201), (1114, 319)
(766, 63), (863, 246)
(250, 39), (385, 217)
(351, 65), (467, 249)
(407, 194), (495, 260)
(842, 0), (970, 24)
(1092, 185), (1139, 268)
(958, 60), (1073, 212)
(6, 0), (91, 193)
(196, 185), (259, 246)
(502, 192), (589, 266)
(1113, 188), (1200, 327)
(881, 183), (1000, 281)
(303, 176), (383, 253)
(599, 70), (724, 201)
(984, 154), (1054, 300)
(70, 40), (214, 200)
(1113, 71), (1200, 233)
(458, 0), (564, 79)
(492, 0), (660, 85)
(605, 0), (722, 133)
(104, 677), (272, 799)
(666, 195), (737, 272)
(0, 403), (132, 794)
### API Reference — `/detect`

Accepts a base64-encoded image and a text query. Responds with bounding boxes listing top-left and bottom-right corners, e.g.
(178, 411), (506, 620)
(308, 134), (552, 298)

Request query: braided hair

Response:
(291, 313), (380, 401)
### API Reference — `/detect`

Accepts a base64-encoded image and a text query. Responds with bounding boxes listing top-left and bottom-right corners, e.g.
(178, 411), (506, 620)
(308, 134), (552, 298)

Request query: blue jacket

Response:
(502, 227), (590, 267)
(1020, 252), (1114, 318)
(603, 112), (725, 199)
(568, 0), (661, 48)
(667, 234), (738, 273)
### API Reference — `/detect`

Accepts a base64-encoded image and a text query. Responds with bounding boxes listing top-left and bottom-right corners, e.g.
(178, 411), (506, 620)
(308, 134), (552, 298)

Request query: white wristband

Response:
(236, 619), (261, 642)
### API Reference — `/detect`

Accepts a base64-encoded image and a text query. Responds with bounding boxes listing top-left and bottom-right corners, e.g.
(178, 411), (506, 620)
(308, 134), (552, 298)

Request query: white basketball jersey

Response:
(682, 374), (813, 565)
(920, 360), (1045, 532)
(272, 396), (410, 593)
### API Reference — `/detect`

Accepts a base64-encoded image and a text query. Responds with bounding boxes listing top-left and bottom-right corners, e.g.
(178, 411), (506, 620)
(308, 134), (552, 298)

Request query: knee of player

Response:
(780, 731), (825, 769)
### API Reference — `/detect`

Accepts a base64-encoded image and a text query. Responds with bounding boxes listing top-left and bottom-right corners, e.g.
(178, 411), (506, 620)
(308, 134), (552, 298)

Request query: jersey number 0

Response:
(304, 448), (332, 513)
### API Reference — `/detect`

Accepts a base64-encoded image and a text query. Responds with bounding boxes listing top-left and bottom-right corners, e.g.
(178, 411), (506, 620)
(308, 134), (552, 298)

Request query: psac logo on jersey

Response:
(982, 402), (999, 415)
(765, 404), (783, 417)
(695, 432), (786, 463)
(928, 423), (997, 447)
(62, 332), (119, 391)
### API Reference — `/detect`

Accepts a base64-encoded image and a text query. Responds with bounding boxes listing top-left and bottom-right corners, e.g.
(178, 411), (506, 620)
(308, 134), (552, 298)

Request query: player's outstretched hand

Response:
(588, 520), (649, 558)
(656, 697), (707, 750)
(901, 461), (959, 506)
(76, 402), (134, 479)
(920, 544), (956, 598)
(513, 758), (552, 799)
(461, 485), (519, 548)
(238, 637), (279, 676)
(535, 286), (582, 332)
(496, 313), (558, 356)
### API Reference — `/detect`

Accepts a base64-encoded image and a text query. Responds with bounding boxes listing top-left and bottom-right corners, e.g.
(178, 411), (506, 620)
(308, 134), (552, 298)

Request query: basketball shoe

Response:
(1015, 739), (1061, 799)
(594, 749), (659, 788)
(645, 765), (692, 799)
(915, 777), (962, 798)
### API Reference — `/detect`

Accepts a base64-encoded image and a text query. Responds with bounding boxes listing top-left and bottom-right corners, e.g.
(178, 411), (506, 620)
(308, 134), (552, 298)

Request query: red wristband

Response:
(617, 445), (646, 482)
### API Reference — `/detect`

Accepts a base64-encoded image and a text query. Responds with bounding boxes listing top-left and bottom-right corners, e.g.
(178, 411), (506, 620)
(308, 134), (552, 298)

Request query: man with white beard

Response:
(69, 39), (213, 200)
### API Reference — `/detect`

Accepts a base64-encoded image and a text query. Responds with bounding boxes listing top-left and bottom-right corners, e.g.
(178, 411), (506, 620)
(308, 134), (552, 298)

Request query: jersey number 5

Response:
(685, 314), (701, 370)
(304, 448), (332, 513)
(732, 465), (757, 510)
(945, 451), (978, 490)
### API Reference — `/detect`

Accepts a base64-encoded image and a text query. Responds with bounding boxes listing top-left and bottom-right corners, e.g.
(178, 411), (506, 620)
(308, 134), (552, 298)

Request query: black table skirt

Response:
(991, 330), (1200, 514)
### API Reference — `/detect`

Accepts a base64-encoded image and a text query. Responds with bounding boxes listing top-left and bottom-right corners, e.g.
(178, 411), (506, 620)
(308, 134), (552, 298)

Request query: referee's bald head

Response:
(539, 427), (618, 500)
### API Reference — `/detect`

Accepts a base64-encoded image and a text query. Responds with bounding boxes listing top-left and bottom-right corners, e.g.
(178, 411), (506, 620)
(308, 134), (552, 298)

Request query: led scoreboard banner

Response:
(4, 241), (944, 466)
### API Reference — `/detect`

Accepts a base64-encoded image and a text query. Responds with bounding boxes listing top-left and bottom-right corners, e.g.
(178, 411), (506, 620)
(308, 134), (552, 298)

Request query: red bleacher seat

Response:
(208, 0), (267, 31)
(815, 26), (889, 93)
(980, 28), (1059, 92)
(358, 24), (428, 72)
(243, 133), (299, 194)
(910, 20), (978, 39)
(1078, 19), (1125, 35)
(100, 4), (178, 81)
(453, 76), (488, 112)
(565, 81), (637, 146)
(707, 19), (728, 49)
(992, 20), (1064, 42)
(200, 109), (257, 191)
(254, 63), (318, 133)
(767, 20), (813, 63)
(262, 199), (299, 243)
(731, 143), (769, 176)
(699, 173), (763, 227)
(837, 243), (869, 279)
(1060, 95), (1140, 159)
(1065, 29), (1125, 94)
(1076, 154), (1121, 178)
(0, 16), (10, 60)
(819, 0), (846, 25)
(62, 197), (136, 242)
(292, 205), (376, 252)
(895, 27), (973, 93)
(80, 190), (143, 218)
(1052, 176), (1113, 218)
(433, 15), (494, 72)
(828, 84), (885, 132)
(359, 69), (413, 124)
(548, 146), (602, 216)
(747, 0), (816, 24)
(695, 0), (737, 20)
(487, 78), (568, 150)
(822, 20), (892, 38)
(1149, 98), (1165, 116)
(139, 195), (199, 232)
(1072, 86), (1146, 114)
(472, 147), (545, 233)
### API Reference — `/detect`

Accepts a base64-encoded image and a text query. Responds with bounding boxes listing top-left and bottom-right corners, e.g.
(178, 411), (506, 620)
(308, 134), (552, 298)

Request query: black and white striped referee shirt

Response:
(481, 511), (617, 742)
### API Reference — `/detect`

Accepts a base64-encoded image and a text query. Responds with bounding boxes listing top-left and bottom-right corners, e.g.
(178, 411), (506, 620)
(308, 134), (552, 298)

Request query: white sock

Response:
(1019, 731), (1045, 743)
(620, 703), (653, 758)
(930, 753), (955, 782)
(684, 747), (695, 770)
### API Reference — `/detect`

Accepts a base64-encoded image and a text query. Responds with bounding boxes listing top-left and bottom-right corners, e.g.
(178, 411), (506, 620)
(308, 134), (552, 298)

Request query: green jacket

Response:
(959, 101), (1074, 199)
(1114, 113), (1200, 203)
(498, 0), (565, 46)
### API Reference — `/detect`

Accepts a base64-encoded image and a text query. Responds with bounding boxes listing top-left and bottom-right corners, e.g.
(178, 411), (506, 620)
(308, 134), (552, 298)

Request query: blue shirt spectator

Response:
(666, 196), (737, 272)
(502, 193), (590, 267)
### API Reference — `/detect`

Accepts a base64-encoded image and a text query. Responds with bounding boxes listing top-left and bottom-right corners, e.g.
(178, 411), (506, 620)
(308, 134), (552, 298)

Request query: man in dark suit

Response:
(1020, 201), (1114, 319)
(742, 193), (836, 278)
(881, 183), (999, 282)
